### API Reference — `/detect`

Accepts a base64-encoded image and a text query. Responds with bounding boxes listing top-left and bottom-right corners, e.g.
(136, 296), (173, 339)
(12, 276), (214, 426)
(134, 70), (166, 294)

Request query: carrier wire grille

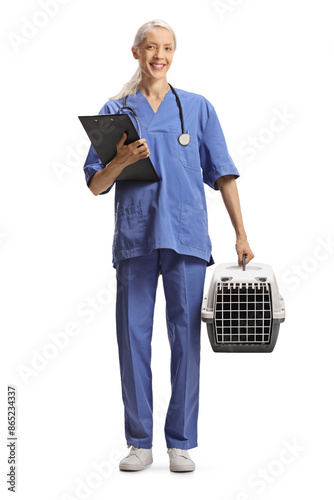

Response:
(214, 282), (272, 345)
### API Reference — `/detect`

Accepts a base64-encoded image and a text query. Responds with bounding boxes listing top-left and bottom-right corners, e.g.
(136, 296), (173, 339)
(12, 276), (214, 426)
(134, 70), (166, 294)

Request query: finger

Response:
(135, 138), (147, 148)
(137, 148), (150, 159)
(117, 132), (127, 147)
(246, 252), (254, 264)
(136, 144), (147, 152)
(237, 252), (243, 267)
(137, 144), (150, 155)
(242, 252), (254, 266)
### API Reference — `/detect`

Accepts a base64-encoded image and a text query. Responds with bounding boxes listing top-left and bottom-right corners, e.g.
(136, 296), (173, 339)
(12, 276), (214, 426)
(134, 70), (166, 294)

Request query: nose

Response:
(154, 47), (165, 59)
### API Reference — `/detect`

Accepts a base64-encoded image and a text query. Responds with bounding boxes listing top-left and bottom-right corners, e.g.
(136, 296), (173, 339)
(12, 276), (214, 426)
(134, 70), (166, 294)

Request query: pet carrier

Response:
(201, 256), (285, 352)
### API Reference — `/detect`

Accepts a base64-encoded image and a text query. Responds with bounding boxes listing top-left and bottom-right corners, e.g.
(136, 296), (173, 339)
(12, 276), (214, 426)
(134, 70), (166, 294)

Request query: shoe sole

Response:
(170, 465), (195, 472)
(119, 459), (153, 472)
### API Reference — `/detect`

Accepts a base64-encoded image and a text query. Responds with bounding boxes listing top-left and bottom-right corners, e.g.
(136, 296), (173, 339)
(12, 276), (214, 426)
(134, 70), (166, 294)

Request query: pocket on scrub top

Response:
(178, 203), (208, 250)
(178, 140), (201, 171)
(113, 203), (147, 252)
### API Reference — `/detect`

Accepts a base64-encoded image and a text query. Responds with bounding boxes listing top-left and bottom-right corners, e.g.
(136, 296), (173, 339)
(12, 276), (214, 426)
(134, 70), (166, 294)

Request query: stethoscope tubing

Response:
(117, 83), (190, 146)
(168, 84), (186, 136)
(118, 104), (142, 138)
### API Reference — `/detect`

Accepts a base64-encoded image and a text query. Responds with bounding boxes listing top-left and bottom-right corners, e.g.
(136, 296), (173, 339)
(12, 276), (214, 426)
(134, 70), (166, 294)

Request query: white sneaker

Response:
(119, 446), (153, 471)
(167, 448), (195, 472)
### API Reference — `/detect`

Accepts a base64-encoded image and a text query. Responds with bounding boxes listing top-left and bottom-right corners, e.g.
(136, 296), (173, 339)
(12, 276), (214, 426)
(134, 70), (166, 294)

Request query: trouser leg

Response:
(160, 249), (207, 450)
(115, 250), (160, 449)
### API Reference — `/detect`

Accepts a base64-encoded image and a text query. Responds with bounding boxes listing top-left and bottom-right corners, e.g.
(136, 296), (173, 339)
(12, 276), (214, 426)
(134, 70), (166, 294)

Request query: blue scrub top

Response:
(83, 88), (240, 269)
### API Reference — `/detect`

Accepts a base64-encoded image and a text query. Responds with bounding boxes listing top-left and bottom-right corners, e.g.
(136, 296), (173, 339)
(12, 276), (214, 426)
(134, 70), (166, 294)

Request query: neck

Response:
(139, 75), (170, 99)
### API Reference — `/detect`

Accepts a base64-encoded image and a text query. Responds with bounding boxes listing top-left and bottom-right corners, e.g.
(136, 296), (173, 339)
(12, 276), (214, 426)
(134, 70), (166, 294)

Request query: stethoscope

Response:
(117, 83), (191, 146)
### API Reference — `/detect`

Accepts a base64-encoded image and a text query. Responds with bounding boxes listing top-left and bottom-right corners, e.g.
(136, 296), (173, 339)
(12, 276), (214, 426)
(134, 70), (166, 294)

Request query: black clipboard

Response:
(78, 114), (159, 182)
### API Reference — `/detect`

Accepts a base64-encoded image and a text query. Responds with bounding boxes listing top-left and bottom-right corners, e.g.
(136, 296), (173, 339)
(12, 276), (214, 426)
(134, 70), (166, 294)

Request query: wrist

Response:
(106, 157), (126, 171)
(235, 228), (247, 240)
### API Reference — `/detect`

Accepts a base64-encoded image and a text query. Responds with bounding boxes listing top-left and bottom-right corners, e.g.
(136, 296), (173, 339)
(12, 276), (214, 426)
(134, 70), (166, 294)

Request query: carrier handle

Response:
(242, 254), (246, 271)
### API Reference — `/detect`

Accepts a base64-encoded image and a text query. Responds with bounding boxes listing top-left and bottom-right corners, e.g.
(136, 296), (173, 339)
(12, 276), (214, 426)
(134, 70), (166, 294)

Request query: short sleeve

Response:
(82, 102), (115, 195)
(199, 104), (239, 190)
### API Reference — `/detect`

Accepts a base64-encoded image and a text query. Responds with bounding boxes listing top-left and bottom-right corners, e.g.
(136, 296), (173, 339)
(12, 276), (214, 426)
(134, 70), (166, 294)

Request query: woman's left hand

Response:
(235, 236), (254, 267)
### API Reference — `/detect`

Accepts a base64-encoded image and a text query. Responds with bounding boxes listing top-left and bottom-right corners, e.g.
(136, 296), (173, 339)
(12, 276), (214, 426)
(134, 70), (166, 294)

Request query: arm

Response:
(89, 133), (150, 196)
(215, 174), (254, 267)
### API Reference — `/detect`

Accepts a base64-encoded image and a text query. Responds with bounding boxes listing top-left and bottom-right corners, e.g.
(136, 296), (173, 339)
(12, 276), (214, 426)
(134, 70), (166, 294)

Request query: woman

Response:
(83, 19), (254, 473)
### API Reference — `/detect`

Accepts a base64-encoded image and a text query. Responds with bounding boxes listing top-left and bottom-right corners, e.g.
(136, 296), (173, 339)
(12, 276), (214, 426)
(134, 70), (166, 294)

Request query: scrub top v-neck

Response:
(83, 87), (240, 269)
(136, 87), (171, 118)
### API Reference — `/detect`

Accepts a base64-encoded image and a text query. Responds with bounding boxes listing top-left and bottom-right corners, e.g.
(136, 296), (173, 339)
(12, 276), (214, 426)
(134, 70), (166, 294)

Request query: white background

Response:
(1, 0), (333, 498)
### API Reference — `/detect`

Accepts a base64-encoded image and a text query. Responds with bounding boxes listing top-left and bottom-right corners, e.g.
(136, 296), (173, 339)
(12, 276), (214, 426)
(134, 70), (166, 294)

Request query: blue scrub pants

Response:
(115, 248), (207, 450)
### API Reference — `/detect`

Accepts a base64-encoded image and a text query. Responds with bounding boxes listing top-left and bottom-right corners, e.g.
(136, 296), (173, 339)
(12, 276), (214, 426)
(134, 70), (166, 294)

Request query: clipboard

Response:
(78, 114), (160, 182)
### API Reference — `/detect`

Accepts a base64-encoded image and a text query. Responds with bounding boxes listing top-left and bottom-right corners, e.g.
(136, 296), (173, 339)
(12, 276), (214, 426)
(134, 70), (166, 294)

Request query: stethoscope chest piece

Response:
(178, 133), (191, 146)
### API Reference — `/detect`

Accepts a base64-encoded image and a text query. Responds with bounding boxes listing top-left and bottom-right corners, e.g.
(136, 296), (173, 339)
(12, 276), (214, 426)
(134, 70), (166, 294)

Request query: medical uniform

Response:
(83, 88), (239, 450)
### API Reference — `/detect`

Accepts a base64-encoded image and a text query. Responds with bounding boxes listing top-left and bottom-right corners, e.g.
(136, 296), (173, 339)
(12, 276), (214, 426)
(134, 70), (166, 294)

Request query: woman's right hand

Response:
(109, 132), (150, 169)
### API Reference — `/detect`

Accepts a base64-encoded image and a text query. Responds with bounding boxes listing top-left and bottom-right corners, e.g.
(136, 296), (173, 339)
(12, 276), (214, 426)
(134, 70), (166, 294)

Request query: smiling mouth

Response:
(150, 63), (165, 70)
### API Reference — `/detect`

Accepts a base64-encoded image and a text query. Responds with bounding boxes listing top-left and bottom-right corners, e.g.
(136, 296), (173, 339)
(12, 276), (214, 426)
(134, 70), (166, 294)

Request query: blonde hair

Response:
(109, 19), (177, 100)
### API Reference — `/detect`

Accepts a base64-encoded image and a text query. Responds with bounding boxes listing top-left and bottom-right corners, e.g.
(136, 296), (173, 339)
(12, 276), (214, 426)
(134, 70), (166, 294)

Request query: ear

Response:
(132, 46), (139, 60)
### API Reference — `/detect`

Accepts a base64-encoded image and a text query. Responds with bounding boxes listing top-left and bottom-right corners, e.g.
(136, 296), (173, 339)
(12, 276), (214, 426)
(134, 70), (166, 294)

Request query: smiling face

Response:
(132, 27), (175, 82)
